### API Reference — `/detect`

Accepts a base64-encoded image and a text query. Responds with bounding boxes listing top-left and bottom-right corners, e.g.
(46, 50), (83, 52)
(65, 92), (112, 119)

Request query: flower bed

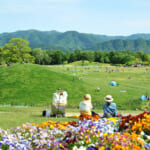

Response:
(0, 112), (150, 150)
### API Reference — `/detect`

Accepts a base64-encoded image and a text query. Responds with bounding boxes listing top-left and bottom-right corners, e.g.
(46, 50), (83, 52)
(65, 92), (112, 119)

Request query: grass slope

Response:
(0, 64), (89, 107)
(0, 64), (150, 110)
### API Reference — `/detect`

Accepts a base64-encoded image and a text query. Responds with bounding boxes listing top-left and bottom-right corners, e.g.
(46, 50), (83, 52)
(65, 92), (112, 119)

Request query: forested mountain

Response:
(0, 30), (108, 50)
(1, 30), (150, 52)
(86, 39), (150, 53)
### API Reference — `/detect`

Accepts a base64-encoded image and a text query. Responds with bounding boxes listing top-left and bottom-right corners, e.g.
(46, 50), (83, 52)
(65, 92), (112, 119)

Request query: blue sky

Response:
(0, 0), (150, 35)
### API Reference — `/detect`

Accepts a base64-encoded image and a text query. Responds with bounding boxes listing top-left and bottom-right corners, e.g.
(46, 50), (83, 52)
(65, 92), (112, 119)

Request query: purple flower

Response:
(87, 146), (96, 150)
(9, 143), (15, 147)
(0, 141), (3, 146)
(2, 136), (7, 141)
(144, 143), (150, 149)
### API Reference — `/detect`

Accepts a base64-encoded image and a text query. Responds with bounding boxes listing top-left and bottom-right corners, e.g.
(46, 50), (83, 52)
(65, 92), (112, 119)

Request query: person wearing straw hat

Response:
(103, 95), (117, 118)
(79, 94), (93, 116)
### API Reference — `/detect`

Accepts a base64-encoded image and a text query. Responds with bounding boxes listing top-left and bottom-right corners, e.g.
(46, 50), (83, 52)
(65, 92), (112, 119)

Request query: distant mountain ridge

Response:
(1, 29), (150, 53)
(86, 39), (150, 53)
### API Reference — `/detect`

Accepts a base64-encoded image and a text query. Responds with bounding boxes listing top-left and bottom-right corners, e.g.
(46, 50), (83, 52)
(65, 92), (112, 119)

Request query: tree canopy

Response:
(1, 38), (150, 66)
(1, 38), (34, 64)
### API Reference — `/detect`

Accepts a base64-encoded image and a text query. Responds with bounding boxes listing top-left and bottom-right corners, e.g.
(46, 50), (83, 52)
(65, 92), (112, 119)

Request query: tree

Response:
(69, 52), (77, 63)
(32, 48), (44, 64)
(23, 53), (35, 64)
(3, 38), (34, 63)
(123, 55), (135, 64)
(74, 49), (82, 60)
(86, 51), (94, 63)
(135, 58), (142, 64)
(0, 47), (4, 64)
(104, 56), (110, 63)
(42, 50), (52, 65)
(52, 50), (64, 64)
(142, 54), (150, 64)
(94, 51), (101, 62)
(66, 49), (71, 61)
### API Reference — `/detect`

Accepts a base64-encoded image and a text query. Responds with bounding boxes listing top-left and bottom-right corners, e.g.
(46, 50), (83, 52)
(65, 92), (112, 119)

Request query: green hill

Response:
(0, 63), (150, 110)
(0, 64), (89, 107)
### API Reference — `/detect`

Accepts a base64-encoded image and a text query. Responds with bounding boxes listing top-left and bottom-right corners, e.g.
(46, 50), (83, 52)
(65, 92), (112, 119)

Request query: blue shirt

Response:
(103, 102), (117, 116)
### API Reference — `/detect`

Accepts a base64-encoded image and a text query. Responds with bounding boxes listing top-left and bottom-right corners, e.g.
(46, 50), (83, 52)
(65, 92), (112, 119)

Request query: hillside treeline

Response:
(0, 38), (150, 65)
(31, 49), (150, 65)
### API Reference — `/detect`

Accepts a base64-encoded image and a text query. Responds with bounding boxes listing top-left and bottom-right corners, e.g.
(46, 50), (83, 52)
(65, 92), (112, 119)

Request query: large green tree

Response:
(3, 38), (34, 63)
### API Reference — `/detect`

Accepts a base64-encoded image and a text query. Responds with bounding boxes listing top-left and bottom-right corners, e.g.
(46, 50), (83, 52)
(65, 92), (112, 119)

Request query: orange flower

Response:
(79, 113), (99, 121)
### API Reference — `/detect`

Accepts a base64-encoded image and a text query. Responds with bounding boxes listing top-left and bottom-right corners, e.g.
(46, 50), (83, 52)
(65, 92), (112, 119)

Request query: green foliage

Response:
(1, 30), (150, 52)
(87, 39), (150, 53)
(1, 38), (150, 65)
(2, 38), (34, 63)
(0, 47), (4, 64)
(32, 48), (44, 64)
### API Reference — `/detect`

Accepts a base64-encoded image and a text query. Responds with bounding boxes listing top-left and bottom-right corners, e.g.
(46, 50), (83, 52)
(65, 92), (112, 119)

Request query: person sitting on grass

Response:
(79, 94), (99, 117)
(79, 94), (93, 116)
(103, 95), (117, 118)
(50, 88), (68, 117)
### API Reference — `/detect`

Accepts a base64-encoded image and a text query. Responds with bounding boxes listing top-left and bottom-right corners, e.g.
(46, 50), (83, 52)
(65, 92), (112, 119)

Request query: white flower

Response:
(73, 146), (78, 150)
(140, 131), (145, 136)
(78, 141), (84, 145)
(73, 146), (86, 150)
(78, 146), (86, 150)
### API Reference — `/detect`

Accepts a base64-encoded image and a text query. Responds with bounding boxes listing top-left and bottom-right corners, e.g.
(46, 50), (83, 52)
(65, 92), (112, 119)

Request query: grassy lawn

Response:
(0, 63), (150, 129)
(0, 106), (79, 129)
(0, 63), (150, 110)
(0, 106), (144, 129)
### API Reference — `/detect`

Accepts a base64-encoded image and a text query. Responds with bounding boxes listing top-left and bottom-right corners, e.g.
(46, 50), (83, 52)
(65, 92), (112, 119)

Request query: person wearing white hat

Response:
(103, 95), (117, 118)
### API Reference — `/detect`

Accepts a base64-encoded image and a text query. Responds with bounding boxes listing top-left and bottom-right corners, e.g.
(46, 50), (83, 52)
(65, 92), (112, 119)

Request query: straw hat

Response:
(83, 94), (91, 101)
(104, 95), (113, 102)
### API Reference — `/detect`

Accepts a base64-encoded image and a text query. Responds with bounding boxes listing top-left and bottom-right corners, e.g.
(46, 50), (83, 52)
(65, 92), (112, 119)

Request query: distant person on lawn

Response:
(97, 86), (100, 92)
(79, 94), (93, 116)
(103, 95), (117, 118)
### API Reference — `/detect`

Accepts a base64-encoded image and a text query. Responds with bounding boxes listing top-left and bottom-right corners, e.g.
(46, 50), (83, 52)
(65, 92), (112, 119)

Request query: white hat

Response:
(104, 95), (113, 102)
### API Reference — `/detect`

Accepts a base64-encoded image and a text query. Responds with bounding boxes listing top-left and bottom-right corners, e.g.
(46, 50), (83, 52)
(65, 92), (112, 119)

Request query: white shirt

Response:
(79, 101), (93, 111)
(52, 91), (68, 104)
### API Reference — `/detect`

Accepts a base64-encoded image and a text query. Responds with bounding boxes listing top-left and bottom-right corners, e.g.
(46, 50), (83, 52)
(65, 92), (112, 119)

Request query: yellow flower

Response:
(98, 146), (105, 150)
(103, 133), (108, 137)
(85, 140), (91, 144)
